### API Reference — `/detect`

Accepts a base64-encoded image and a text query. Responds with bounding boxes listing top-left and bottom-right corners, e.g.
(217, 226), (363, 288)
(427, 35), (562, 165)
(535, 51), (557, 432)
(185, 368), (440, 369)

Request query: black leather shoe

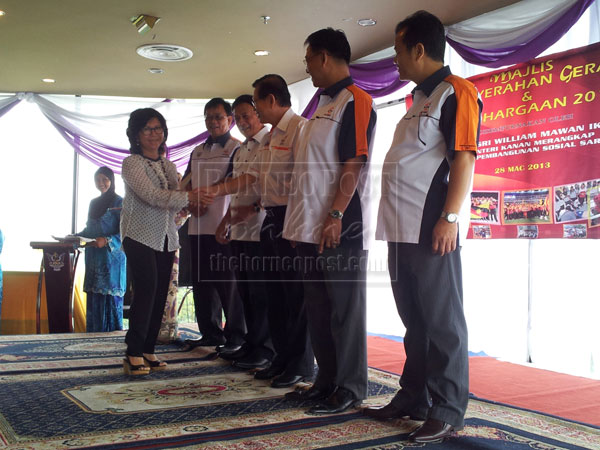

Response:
(271, 373), (305, 388)
(254, 365), (285, 380)
(306, 387), (361, 415)
(362, 402), (426, 421)
(284, 384), (335, 402)
(219, 347), (249, 361)
(232, 355), (271, 370)
(408, 418), (459, 443)
(216, 343), (242, 355)
(185, 337), (226, 348)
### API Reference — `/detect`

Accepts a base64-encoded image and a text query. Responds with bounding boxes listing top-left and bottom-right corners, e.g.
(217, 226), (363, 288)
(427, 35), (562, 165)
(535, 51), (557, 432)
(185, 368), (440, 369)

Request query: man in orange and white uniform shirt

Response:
(282, 28), (377, 415)
(364, 11), (482, 445)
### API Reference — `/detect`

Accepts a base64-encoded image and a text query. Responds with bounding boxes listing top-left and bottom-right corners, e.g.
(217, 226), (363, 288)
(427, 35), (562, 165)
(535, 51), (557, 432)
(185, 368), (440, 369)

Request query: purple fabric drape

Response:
(447, 0), (595, 68)
(301, 58), (409, 119)
(351, 58), (407, 97)
(48, 119), (210, 173)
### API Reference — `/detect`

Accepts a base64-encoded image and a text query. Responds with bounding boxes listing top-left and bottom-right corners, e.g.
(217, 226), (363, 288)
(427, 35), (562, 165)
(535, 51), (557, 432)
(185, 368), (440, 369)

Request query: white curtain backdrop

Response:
(446, 0), (579, 48)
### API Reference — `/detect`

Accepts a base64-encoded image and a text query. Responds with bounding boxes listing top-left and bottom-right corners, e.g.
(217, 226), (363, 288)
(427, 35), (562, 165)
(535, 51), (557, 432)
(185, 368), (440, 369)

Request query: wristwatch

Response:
(441, 211), (458, 223)
(329, 209), (344, 219)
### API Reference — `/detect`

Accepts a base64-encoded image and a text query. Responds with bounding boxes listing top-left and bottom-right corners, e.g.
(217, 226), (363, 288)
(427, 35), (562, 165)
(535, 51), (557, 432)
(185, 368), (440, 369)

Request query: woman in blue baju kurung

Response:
(77, 167), (126, 332)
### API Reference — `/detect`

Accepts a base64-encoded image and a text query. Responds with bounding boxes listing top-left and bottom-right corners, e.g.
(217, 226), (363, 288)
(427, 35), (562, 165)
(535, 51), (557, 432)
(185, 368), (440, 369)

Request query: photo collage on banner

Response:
(467, 42), (600, 239)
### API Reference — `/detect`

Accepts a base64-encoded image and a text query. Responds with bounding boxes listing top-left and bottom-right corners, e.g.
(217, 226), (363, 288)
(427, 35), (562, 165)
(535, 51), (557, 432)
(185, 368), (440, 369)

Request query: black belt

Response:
(264, 205), (286, 217)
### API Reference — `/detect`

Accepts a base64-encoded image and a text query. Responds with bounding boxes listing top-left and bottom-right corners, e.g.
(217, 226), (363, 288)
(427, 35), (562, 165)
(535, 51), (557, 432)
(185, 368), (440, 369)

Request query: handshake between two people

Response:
(186, 185), (221, 217)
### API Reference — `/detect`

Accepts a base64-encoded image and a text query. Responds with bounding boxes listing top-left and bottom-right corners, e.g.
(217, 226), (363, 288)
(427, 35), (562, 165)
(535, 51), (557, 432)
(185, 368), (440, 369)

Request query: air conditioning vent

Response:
(136, 44), (193, 62)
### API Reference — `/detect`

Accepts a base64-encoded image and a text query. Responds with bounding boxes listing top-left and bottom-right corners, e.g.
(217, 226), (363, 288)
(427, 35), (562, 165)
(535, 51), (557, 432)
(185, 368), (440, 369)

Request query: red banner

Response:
(468, 43), (600, 239)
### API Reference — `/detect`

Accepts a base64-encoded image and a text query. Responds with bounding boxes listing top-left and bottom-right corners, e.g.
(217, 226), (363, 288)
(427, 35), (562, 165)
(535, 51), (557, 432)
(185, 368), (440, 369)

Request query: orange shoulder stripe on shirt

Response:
(445, 75), (480, 152)
(346, 85), (373, 157)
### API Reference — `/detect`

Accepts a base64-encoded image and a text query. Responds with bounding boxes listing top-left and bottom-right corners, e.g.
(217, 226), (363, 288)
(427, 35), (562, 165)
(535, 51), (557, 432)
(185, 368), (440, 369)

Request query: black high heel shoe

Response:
(123, 355), (150, 375)
(143, 355), (168, 371)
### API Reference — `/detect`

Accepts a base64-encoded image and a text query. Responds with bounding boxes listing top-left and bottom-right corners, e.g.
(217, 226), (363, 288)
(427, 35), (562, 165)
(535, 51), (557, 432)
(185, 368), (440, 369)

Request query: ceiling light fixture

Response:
(0, 10), (6, 16)
(254, 50), (270, 56)
(148, 68), (164, 74)
(136, 44), (193, 62)
(42, 78), (55, 83)
(260, 15), (271, 24)
(130, 14), (160, 34)
(357, 18), (377, 27)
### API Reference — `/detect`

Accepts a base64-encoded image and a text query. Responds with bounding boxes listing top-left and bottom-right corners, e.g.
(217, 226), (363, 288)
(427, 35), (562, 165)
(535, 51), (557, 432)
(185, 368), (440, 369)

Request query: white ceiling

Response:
(0, 0), (519, 99)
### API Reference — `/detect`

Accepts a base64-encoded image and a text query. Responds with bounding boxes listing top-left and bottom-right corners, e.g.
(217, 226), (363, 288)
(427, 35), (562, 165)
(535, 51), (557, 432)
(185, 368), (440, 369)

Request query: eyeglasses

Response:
(303, 52), (321, 67)
(141, 126), (164, 136)
(205, 114), (228, 122)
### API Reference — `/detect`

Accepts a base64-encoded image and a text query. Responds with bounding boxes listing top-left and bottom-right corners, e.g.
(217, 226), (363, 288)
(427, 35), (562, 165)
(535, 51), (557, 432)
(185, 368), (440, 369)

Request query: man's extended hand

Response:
(197, 185), (218, 207)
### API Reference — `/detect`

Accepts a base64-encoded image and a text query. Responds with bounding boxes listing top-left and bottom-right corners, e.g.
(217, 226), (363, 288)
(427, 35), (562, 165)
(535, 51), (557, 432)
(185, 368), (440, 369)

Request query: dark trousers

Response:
(189, 234), (246, 345)
(123, 237), (174, 356)
(388, 242), (469, 428)
(230, 239), (273, 360)
(261, 207), (314, 377)
(296, 243), (368, 399)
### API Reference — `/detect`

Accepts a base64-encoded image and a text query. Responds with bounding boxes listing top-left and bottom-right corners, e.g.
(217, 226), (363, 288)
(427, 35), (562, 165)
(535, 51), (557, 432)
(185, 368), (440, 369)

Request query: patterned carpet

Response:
(0, 332), (598, 449)
(0, 327), (211, 374)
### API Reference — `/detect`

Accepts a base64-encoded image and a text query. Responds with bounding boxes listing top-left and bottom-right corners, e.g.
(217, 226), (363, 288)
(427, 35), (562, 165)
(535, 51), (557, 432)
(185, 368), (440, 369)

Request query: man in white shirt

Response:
(213, 95), (274, 369)
(198, 77), (314, 388)
(183, 98), (246, 351)
(250, 75), (314, 388)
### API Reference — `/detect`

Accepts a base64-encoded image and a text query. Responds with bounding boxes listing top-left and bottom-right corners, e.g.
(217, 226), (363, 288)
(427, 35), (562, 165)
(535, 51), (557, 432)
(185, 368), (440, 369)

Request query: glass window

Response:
(0, 101), (74, 270)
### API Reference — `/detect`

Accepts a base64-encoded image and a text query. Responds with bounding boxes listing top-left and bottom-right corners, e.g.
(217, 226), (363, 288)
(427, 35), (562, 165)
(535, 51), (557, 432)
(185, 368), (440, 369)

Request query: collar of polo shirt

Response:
(206, 131), (231, 147)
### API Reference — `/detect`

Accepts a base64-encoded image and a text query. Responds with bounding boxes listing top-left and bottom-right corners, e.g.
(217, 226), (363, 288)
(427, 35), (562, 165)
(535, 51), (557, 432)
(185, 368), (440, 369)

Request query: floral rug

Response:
(0, 327), (210, 374)
(0, 332), (598, 449)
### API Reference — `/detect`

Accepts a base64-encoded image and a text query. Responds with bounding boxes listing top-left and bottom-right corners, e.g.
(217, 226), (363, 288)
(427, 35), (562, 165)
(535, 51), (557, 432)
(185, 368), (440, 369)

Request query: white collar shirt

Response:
(230, 126), (269, 241)
(188, 136), (240, 235)
(248, 108), (306, 207)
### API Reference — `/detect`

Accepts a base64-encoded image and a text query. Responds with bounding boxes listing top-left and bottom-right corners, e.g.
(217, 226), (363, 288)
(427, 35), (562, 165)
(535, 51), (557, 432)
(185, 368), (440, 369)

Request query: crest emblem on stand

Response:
(46, 252), (65, 271)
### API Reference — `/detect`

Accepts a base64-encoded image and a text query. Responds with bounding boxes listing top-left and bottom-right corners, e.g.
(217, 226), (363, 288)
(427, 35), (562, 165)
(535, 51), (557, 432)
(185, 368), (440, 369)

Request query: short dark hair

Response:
(395, 10), (445, 62)
(232, 94), (255, 111)
(126, 108), (168, 155)
(252, 74), (292, 107)
(304, 28), (351, 64)
(204, 97), (232, 116)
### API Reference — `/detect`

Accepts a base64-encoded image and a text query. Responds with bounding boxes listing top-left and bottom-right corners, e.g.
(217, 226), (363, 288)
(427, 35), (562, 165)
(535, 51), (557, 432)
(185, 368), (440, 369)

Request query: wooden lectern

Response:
(30, 241), (81, 333)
